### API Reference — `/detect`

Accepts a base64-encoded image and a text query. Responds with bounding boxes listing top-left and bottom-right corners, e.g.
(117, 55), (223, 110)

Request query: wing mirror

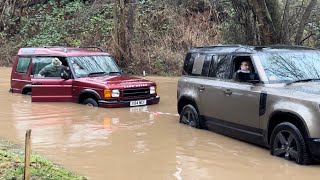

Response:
(61, 71), (70, 80)
(234, 70), (260, 84)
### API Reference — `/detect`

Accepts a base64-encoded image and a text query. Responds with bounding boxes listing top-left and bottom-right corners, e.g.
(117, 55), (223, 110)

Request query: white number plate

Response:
(130, 100), (147, 107)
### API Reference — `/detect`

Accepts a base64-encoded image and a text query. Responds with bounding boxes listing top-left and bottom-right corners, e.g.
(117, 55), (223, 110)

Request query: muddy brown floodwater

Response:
(0, 67), (319, 180)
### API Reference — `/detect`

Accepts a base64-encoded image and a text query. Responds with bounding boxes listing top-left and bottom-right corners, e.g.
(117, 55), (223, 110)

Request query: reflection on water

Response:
(0, 67), (319, 180)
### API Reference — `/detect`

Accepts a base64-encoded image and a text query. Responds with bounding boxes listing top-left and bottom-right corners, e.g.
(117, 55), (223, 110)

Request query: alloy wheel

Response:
(272, 130), (298, 161)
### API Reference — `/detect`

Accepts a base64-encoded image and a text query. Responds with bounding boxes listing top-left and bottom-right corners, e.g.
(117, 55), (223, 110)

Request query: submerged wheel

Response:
(83, 98), (98, 107)
(270, 122), (311, 165)
(179, 104), (200, 128)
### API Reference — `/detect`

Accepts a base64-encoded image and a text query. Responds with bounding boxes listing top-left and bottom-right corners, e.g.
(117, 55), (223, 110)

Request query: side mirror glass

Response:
(61, 71), (70, 80)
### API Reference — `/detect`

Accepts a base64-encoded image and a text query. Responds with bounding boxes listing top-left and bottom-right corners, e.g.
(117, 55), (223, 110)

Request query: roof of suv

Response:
(17, 46), (110, 57)
(189, 44), (318, 54)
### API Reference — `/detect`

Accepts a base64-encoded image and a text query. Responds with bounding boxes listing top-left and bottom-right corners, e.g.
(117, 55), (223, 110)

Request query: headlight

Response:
(150, 86), (156, 94)
(112, 89), (120, 97)
(104, 89), (120, 98)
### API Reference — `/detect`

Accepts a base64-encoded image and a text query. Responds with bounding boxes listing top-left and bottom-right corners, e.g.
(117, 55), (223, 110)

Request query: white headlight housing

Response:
(112, 89), (120, 97)
(150, 86), (156, 94)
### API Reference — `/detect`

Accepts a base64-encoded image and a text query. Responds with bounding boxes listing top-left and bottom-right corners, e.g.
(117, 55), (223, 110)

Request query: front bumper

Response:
(307, 138), (320, 161)
(98, 96), (160, 108)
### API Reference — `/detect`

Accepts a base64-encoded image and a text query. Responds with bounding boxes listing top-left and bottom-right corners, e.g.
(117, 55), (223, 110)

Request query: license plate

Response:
(130, 100), (147, 107)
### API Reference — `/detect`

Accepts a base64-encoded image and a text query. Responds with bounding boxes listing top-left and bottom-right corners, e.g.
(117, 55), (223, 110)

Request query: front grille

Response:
(123, 88), (150, 98)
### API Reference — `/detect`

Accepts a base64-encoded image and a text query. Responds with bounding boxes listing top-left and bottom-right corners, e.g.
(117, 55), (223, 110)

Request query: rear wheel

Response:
(179, 104), (200, 128)
(83, 98), (98, 107)
(270, 122), (311, 165)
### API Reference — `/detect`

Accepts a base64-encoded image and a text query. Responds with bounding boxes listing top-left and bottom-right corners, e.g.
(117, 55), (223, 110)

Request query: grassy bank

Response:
(0, 139), (86, 180)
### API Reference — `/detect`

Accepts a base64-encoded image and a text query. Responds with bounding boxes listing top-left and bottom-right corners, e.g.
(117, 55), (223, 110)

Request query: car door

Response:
(200, 55), (261, 132)
(31, 57), (73, 102)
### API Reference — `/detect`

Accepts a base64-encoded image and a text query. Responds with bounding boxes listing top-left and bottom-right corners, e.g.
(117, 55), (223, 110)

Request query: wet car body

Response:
(177, 45), (320, 164)
(10, 47), (160, 108)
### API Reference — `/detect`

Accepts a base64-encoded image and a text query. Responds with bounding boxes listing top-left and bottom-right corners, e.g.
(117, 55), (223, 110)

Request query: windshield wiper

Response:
(286, 78), (320, 85)
(108, 71), (122, 76)
(87, 72), (106, 77)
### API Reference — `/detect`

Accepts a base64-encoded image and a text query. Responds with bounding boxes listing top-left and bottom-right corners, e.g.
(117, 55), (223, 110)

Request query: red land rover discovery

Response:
(9, 47), (160, 108)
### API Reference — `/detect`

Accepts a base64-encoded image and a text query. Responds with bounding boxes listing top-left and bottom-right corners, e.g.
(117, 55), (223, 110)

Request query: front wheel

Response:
(83, 98), (98, 107)
(270, 122), (311, 165)
(179, 104), (200, 128)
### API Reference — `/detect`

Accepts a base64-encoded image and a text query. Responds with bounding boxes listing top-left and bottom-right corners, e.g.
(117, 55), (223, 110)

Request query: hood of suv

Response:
(78, 75), (154, 86)
(283, 82), (320, 95)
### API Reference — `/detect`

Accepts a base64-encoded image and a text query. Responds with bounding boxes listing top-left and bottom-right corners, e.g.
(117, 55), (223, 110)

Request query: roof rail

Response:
(77, 46), (104, 52)
(268, 44), (316, 50)
(43, 46), (68, 53)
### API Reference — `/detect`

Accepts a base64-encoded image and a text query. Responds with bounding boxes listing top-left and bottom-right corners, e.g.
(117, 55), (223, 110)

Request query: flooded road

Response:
(0, 67), (319, 180)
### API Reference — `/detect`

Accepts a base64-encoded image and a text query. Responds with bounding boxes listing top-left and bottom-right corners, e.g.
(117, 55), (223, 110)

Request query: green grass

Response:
(0, 139), (87, 180)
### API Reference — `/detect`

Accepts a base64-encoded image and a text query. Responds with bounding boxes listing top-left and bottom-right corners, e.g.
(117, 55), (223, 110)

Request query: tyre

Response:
(26, 92), (32, 96)
(83, 98), (98, 107)
(179, 104), (200, 128)
(270, 122), (311, 165)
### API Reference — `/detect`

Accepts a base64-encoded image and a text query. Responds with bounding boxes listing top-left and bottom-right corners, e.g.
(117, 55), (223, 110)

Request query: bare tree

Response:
(251, 0), (276, 44)
(295, 0), (318, 45)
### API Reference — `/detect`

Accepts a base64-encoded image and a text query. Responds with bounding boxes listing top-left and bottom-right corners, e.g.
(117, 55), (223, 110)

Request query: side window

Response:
(182, 53), (193, 75)
(201, 55), (212, 76)
(209, 55), (232, 79)
(16, 57), (31, 73)
(32, 57), (67, 78)
(191, 54), (206, 76)
(182, 53), (212, 77)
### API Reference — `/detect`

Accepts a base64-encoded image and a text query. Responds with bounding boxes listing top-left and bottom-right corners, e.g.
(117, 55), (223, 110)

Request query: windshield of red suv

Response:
(69, 56), (121, 78)
(259, 51), (320, 83)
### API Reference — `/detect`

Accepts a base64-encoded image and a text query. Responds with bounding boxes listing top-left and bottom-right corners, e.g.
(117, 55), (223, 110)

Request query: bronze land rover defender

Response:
(177, 45), (320, 165)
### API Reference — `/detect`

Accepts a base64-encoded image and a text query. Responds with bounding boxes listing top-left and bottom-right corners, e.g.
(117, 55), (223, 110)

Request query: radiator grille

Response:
(123, 88), (150, 98)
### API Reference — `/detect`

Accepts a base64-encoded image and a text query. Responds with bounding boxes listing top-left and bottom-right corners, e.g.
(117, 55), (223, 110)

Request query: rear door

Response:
(31, 57), (73, 102)
(10, 56), (32, 93)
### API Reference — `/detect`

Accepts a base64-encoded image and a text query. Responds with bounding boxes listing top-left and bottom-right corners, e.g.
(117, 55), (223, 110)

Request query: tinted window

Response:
(16, 57), (31, 73)
(209, 55), (232, 79)
(201, 55), (213, 76)
(182, 53), (193, 75)
(192, 54), (206, 75)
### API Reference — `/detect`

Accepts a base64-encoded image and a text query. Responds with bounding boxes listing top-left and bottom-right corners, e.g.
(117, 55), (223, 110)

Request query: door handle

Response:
(224, 89), (232, 95)
(198, 85), (205, 91)
(32, 82), (42, 85)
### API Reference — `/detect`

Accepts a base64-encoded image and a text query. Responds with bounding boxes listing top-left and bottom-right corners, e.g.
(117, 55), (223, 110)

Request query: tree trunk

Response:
(119, 0), (126, 67)
(251, 0), (275, 45)
(280, 0), (291, 44)
(295, 0), (318, 45)
(126, 0), (137, 67)
(113, 1), (120, 63)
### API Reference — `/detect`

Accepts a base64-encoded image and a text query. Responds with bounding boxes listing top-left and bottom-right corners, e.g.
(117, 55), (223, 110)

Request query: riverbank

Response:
(0, 139), (86, 180)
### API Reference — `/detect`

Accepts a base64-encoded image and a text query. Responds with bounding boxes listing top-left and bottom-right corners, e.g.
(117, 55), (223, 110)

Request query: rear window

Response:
(182, 52), (213, 76)
(16, 57), (31, 73)
(209, 55), (232, 79)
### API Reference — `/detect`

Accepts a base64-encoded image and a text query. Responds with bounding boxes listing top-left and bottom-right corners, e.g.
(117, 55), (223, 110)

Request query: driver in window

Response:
(38, 58), (66, 77)
(72, 62), (88, 77)
(233, 60), (258, 82)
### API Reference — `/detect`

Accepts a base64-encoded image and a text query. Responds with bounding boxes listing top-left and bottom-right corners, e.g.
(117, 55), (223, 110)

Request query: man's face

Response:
(240, 61), (250, 71)
(73, 64), (80, 70)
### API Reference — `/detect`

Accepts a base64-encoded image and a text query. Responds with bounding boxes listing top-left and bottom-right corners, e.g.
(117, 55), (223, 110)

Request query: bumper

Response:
(98, 96), (160, 108)
(307, 138), (320, 161)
